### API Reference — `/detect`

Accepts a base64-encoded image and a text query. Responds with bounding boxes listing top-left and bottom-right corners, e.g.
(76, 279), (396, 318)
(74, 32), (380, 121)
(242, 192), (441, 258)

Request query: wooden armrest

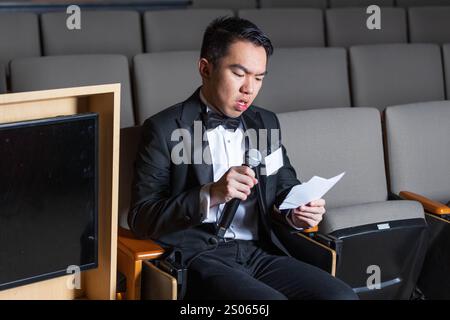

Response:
(399, 191), (450, 215)
(303, 226), (318, 233)
(118, 227), (165, 261)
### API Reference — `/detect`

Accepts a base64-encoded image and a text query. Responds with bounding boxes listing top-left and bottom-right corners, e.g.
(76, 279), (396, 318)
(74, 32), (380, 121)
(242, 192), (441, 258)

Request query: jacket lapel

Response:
(241, 108), (268, 215)
(176, 89), (213, 186)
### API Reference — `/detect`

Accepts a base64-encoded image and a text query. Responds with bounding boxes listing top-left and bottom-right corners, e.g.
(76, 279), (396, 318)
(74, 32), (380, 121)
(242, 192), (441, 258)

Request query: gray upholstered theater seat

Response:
(350, 44), (445, 110)
(385, 101), (450, 204)
(276, 107), (424, 234)
(444, 44), (450, 98)
(10, 55), (135, 128)
(396, 0), (450, 7)
(133, 51), (201, 124)
(329, 0), (394, 7)
(326, 7), (407, 47)
(409, 7), (450, 44)
(238, 8), (325, 47)
(0, 64), (6, 93)
(191, 0), (256, 10)
(41, 11), (143, 61)
(0, 12), (41, 74)
(254, 48), (351, 113)
(144, 9), (233, 52)
(260, 0), (327, 8)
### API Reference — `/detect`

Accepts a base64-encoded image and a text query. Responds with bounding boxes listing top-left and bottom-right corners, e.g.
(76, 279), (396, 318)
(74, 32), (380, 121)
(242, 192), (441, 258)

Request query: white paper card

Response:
(264, 147), (283, 176)
(279, 172), (346, 210)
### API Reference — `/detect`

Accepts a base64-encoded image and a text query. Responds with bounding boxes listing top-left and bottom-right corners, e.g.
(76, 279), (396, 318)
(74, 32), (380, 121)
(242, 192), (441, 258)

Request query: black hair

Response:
(200, 16), (273, 67)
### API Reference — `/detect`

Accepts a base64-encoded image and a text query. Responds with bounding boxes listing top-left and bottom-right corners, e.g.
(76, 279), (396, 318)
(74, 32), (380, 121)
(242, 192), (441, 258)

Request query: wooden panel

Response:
(0, 84), (120, 300)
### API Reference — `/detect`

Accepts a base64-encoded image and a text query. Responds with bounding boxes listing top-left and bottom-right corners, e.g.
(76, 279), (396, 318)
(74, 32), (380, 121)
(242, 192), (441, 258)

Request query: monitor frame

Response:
(0, 113), (99, 291)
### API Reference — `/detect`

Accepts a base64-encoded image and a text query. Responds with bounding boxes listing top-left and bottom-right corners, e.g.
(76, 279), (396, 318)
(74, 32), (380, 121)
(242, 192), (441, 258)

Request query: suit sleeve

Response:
(128, 118), (203, 239)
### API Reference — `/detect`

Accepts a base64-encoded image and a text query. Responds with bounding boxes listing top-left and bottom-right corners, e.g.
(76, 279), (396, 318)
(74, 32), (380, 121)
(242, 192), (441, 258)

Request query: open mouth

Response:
(236, 99), (249, 111)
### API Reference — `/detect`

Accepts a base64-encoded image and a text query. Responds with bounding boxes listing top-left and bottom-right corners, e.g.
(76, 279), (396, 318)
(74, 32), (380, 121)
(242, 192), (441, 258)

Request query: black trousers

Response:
(185, 239), (359, 300)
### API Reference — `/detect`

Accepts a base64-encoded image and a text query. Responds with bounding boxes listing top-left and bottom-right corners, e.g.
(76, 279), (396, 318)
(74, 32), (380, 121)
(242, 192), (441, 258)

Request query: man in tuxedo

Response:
(129, 17), (357, 300)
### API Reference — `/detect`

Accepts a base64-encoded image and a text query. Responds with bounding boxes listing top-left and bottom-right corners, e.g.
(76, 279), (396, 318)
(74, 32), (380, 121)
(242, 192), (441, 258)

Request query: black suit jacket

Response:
(128, 88), (301, 263)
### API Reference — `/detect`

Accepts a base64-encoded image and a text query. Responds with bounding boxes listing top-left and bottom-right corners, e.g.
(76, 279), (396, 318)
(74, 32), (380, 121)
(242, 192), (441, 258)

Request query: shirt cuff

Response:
(199, 183), (218, 223)
(285, 210), (304, 231)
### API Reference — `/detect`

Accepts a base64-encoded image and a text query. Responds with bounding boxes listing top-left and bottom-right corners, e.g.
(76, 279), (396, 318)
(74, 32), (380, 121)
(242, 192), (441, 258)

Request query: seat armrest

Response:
(118, 227), (165, 261)
(399, 191), (450, 216)
(272, 220), (338, 275)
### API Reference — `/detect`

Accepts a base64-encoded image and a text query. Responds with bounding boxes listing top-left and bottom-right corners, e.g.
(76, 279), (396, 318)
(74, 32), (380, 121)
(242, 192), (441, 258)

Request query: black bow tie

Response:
(205, 111), (241, 131)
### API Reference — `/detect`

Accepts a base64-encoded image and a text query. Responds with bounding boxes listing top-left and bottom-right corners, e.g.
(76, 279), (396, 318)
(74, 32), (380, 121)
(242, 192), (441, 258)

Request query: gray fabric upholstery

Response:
(396, 0), (450, 7)
(41, 11), (143, 61)
(260, 0), (327, 8)
(385, 101), (450, 204)
(144, 9), (233, 52)
(133, 51), (201, 124)
(444, 44), (450, 98)
(0, 13), (41, 72)
(350, 44), (445, 110)
(254, 48), (350, 112)
(238, 9), (324, 47)
(119, 125), (142, 229)
(0, 64), (6, 93)
(322, 200), (424, 234)
(409, 7), (450, 44)
(191, 0), (256, 9)
(277, 108), (388, 209)
(10, 55), (135, 128)
(329, 0), (394, 7)
(326, 8), (407, 48)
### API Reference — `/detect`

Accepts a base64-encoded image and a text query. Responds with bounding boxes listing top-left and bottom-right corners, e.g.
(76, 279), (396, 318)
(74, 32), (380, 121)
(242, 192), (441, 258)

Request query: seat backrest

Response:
(328, 0), (394, 7)
(444, 44), (450, 98)
(408, 7), (450, 44)
(41, 10), (143, 61)
(254, 47), (350, 113)
(0, 64), (6, 93)
(133, 51), (201, 124)
(396, 0), (450, 7)
(277, 107), (388, 208)
(144, 9), (233, 52)
(191, 0), (256, 10)
(10, 54), (135, 128)
(238, 8), (324, 47)
(119, 125), (143, 229)
(326, 7), (407, 47)
(350, 44), (445, 110)
(385, 101), (450, 203)
(0, 12), (41, 72)
(260, 0), (327, 8)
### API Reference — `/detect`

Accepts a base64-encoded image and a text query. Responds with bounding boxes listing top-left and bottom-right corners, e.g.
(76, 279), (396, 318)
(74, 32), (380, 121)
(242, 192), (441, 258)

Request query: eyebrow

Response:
(229, 64), (268, 77)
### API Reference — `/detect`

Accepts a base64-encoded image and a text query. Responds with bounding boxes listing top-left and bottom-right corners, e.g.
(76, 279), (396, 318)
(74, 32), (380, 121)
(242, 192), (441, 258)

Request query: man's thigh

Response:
(252, 254), (358, 300)
(185, 253), (287, 300)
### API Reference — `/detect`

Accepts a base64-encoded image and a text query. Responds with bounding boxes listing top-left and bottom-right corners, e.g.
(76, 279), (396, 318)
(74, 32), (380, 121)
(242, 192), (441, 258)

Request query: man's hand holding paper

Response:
(280, 172), (346, 229)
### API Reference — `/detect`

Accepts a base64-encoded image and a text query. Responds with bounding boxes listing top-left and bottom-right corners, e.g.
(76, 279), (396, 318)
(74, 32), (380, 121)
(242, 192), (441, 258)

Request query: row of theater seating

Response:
(192, 0), (450, 9)
(2, 5), (450, 78)
(3, 43), (450, 128)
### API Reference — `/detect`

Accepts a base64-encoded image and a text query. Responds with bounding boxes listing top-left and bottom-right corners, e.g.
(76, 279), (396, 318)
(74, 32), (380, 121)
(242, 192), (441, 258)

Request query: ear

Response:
(198, 58), (212, 79)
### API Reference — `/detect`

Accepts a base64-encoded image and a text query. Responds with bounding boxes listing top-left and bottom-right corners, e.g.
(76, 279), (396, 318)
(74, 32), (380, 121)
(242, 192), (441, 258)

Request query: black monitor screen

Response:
(0, 113), (98, 291)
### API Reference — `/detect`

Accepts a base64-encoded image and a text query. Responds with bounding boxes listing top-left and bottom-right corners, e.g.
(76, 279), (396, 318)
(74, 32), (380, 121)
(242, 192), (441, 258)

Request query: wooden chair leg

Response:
(117, 249), (143, 300)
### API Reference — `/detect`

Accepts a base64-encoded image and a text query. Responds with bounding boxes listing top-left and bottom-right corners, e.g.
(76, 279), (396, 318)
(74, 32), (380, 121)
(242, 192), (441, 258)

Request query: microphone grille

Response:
(246, 149), (262, 168)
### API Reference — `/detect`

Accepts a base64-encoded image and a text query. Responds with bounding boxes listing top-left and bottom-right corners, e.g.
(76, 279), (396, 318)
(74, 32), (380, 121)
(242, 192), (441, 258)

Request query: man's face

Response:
(199, 40), (268, 118)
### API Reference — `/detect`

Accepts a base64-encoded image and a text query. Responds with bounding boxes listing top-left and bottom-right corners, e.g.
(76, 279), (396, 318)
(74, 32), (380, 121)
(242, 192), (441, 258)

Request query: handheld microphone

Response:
(216, 149), (262, 238)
